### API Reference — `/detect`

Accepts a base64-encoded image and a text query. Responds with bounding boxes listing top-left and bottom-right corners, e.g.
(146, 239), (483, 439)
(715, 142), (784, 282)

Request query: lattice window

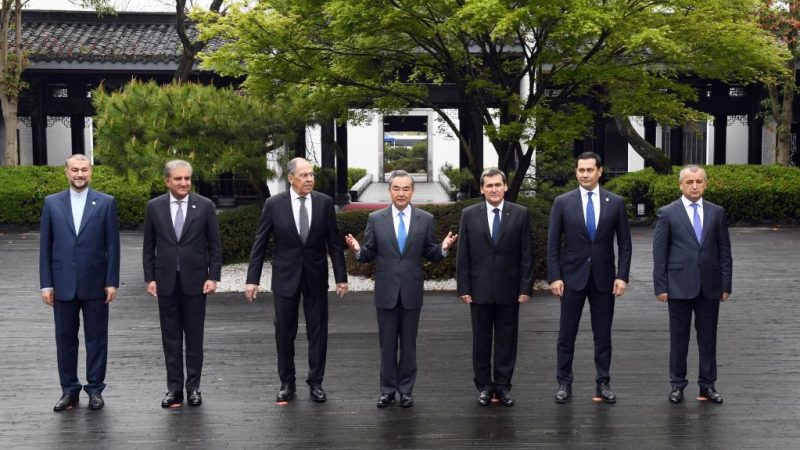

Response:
(683, 122), (707, 164)
(661, 126), (671, 158)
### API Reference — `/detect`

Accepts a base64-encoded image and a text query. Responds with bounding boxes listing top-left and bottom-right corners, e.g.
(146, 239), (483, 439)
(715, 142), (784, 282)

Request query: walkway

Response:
(1, 226), (799, 448)
(358, 180), (451, 203)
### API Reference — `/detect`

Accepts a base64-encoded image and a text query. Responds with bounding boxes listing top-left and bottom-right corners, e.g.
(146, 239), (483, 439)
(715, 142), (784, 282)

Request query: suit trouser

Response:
(54, 296), (108, 395)
(668, 295), (720, 389)
(377, 298), (421, 395)
(556, 276), (614, 385)
(273, 283), (328, 386)
(470, 302), (520, 391)
(157, 272), (207, 392)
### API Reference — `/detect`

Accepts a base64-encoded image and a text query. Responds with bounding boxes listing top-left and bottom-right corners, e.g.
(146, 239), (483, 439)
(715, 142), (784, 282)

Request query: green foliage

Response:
(0, 166), (150, 227)
(217, 203), (263, 263)
(440, 162), (477, 196)
(347, 168), (367, 188)
(605, 165), (800, 223)
(92, 80), (285, 197)
(384, 142), (427, 173)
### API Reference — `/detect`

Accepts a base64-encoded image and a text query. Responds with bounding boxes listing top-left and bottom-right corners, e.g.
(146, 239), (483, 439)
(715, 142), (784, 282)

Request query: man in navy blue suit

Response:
(653, 164), (732, 405)
(39, 154), (120, 411)
(547, 152), (631, 404)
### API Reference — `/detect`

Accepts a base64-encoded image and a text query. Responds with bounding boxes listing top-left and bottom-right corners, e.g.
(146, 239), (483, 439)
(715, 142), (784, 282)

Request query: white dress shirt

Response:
(681, 196), (704, 227)
(169, 193), (188, 227)
(579, 185), (600, 229)
(486, 200), (504, 232)
(70, 188), (87, 234)
(391, 204), (411, 238)
(290, 188), (312, 234)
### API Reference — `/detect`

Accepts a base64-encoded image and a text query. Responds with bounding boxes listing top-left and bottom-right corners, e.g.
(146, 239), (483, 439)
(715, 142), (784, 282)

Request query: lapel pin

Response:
(92, 201), (96, 205)
(605, 198), (609, 202)
(192, 205), (196, 209)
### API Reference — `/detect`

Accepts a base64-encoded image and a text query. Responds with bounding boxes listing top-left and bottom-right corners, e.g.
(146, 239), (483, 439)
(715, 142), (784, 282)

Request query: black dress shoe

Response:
(669, 386), (684, 404)
(161, 391), (183, 408)
(596, 383), (616, 403)
(497, 390), (514, 407)
(377, 393), (395, 408)
(309, 384), (327, 403)
(188, 390), (202, 406)
(88, 392), (104, 410)
(555, 384), (572, 403)
(53, 393), (79, 411)
(478, 390), (493, 406)
(276, 383), (296, 402)
(400, 393), (414, 408)
(699, 387), (723, 404)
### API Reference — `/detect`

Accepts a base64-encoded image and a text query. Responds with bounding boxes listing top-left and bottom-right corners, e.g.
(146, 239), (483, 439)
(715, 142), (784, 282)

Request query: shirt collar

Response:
(290, 188), (310, 201)
(486, 200), (504, 213)
(69, 188), (86, 198)
(681, 196), (703, 208)
(392, 204), (411, 217)
(169, 193), (188, 203)
(579, 185), (600, 197)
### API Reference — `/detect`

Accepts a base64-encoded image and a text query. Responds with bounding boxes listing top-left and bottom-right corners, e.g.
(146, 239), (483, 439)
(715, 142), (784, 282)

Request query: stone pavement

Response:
(359, 181), (451, 203)
(1, 226), (799, 448)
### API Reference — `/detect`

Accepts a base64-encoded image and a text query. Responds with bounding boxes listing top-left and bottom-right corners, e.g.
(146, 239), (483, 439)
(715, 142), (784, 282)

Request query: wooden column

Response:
(458, 105), (483, 197)
(748, 113), (763, 164)
(69, 84), (87, 155)
(31, 82), (48, 165)
(713, 114), (727, 165)
(669, 126), (683, 166)
(335, 121), (350, 205)
(320, 120), (335, 197)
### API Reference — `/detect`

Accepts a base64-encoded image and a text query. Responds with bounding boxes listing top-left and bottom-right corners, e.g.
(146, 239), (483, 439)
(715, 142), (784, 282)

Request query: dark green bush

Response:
(606, 165), (800, 223)
(0, 166), (150, 228)
(348, 168), (367, 188)
(217, 203), (263, 263)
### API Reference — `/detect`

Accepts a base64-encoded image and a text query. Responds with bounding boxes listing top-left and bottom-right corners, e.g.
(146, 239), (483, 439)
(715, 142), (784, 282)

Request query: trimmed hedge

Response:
(605, 165), (800, 223)
(0, 166), (151, 228)
(220, 197), (552, 281)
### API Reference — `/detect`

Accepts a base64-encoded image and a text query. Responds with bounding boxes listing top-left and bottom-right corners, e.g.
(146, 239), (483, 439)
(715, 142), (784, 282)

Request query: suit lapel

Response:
(284, 191), (303, 245)
(160, 195), (177, 243)
(308, 191), (324, 241)
(76, 189), (99, 237)
(674, 200), (700, 246)
(59, 190), (77, 236)
(594, 189), (611, 237)
(570, 189), (590, 240)
(478, 204), (492, 245)
(178, 193), (198, 242)
(382, 207), (401, 254)
(700, 201), (713, 246)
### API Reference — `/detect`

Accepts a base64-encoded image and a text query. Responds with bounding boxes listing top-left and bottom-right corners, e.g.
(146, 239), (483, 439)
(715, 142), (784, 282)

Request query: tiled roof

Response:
(14, 10), (200, 65)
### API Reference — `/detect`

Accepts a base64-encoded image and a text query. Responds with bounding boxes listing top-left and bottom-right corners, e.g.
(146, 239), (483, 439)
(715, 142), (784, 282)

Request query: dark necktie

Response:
(586, 192), (596, 241)
(174, 200), (184, 241)
(691, 203), (702, 243)
(299, 196), (309, 244)
(491, 207), (501, 246)
(397, 211), (406, 253)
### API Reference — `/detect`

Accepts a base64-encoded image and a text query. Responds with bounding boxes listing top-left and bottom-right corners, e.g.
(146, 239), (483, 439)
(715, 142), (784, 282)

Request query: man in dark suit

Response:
(456, 168), (534, 407)
(653, 164), (732, 405)
(143, 159), (222, 408)
(245, 157), (348, 404)
(345, 170), (457, 408)
(547, 152), (631, 404)
(40, 154), (120, 411)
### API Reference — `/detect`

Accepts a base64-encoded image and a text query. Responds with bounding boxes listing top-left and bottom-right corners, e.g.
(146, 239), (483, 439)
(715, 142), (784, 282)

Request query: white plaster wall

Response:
(85, 118), (94, 163)
(706, 120), (715, 165)
(761, 120), (777, 165)
(266, 146), (286, 196)
(627, 117), (645, 172)
(431, 109), (459, 179)
(45, 118), (73, 166)
(347, 111), (382, 181)
(305, 124), (322, 166)
(726, 120), (749, 164)
(18, 121), (33, 166)
(482, 109), (499, 169)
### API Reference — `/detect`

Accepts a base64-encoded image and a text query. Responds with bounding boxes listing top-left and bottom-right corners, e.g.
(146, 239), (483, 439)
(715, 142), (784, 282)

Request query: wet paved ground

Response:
(1, 226), (799, 449)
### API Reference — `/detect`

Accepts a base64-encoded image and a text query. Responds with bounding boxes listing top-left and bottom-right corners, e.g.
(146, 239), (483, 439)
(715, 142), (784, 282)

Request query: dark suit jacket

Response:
(246, 190), (347, 297)
(652, 198), (732, 299)
(143, 193), (222, 296)
(39, 188), (120, 301)
(456, 201), (534, 304)
(547, 188), (632, 291)
(357, 205), (444, 309)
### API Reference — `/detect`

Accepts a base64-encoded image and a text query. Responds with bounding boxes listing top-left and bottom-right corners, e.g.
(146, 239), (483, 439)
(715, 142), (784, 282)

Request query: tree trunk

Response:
(775, 83), (794, 166)
(505, 142), (532, 203)
(1, 94), (18, 167)
(614, 116), (672, 174)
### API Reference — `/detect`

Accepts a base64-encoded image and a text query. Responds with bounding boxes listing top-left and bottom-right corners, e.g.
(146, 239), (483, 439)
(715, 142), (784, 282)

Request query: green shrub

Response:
(217, 203), (263, 263)
(348, 167), (368, 188)
(606, 165), (800, 223)
(0, 166), (150, 228)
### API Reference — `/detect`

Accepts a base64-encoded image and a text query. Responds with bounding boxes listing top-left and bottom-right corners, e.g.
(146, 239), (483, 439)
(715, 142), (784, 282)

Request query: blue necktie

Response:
(397, 211), (406, 253)
(491, 208), (501, 246)
(691, 203), (702, 243)
(586, 192), (596, 241)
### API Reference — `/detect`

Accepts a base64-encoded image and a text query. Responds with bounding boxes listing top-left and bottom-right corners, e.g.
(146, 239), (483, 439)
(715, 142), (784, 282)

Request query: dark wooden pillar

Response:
(320, 120), (335, 197)
(69, 84), (86, 155)
(592, 117), (606, 161)
(713, 114), (727, 165)
(334, 121), (350, 205)
(458, 105), (483, 197)
(669, 126), (683, 166)
(748, 113), (763, 164)
(31, 82), (48, 165)
(644, 119), (657, 146)
(293, 125), (306, 158)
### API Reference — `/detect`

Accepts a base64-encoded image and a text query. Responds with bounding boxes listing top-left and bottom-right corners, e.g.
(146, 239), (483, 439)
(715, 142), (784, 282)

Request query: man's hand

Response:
(245, 284), (259, 303)
(721, 292), (730, 302)
(518, 294), (530, 303)
(105, 287), (117, 304)
(612, 279), (627, 297)
(460, 294), (473, 304)
(549, 280), (564, 297)
(336, 283), (348, 297)
(656, 293), (668, 302)
(203, 280), (217, 295)
(345, 234), (360, 253)
(147, 281), (157, 297)
(41, 289), (54, 307)
(441, 231), (458, 251)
